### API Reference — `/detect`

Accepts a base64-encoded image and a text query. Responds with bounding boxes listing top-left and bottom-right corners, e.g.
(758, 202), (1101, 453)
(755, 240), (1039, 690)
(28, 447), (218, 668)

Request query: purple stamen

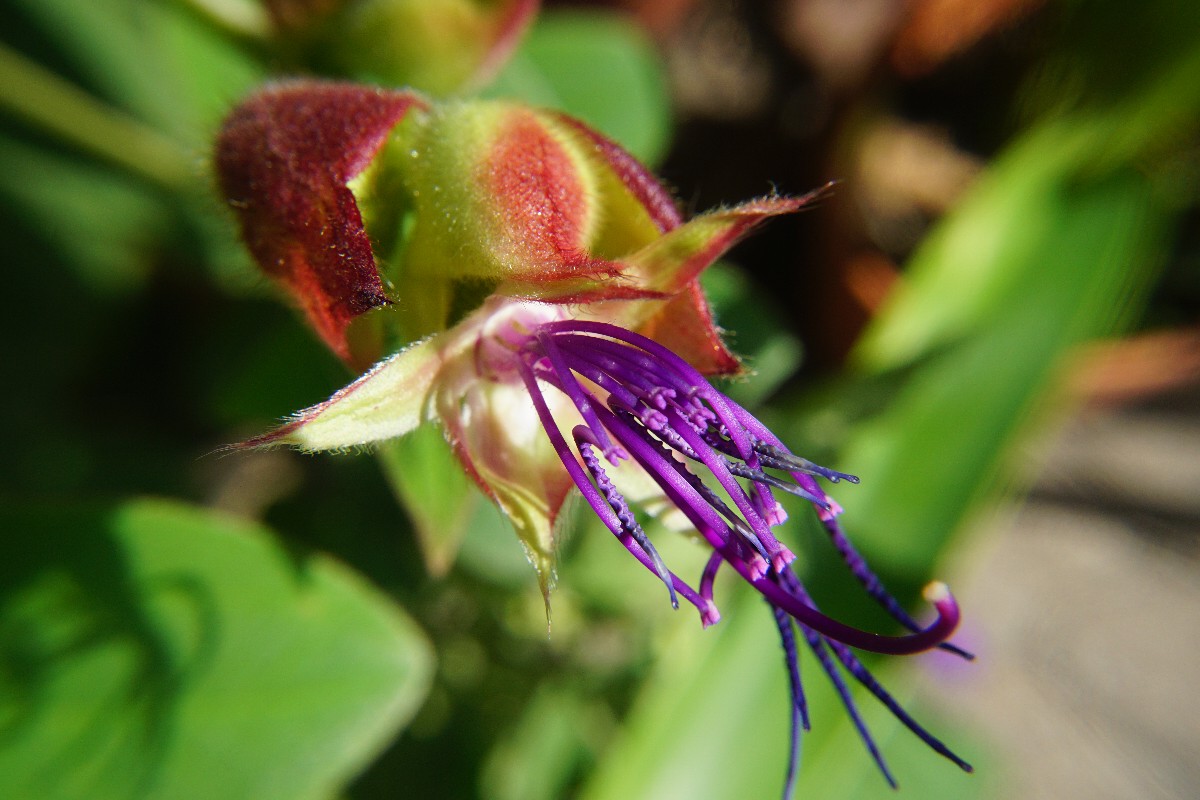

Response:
(525, 321), (965, 653)
(514, 318), (968, 796)
(732, 559), (961, 656)
(700, 551), (723, 607)
(536, 330), (625, 463)
(818, 512), (975, 660)
(610, 407), (775, 566)
(587, 403), (747, 563)
(576, 427), (677, 609)
(802, 619), (899, 788)
(658, 402), (794, 568)
(517, 359), (713, 624)
(544, 320), (756, 459)
(772, 605), (808, 800)
(751, 483), (789, 528)
(827, 637), (974, 774)
(552, 333), (795, 568)
(780, 571), (973, 777)
(753, 441), (861, 484)
(718, 394), (973, 660)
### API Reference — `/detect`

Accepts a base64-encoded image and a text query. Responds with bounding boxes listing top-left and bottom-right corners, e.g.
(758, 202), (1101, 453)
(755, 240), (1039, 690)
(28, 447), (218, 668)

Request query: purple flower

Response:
(216, 81), (972, 796)
(247, 299), (972, 795)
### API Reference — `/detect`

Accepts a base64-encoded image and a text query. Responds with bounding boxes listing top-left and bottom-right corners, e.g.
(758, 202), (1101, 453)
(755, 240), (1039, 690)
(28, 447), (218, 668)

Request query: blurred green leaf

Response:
(842, 168), (1166, 574)
(578, 589), (792, 800)
(376, 426), (482, 577)
(0, 498), (433, 800)
(480, 683), (602, 800)
(0, 136), (167, 295)
(9, 0), (186, 133)
(487, 10), (672, 165)
(855, 43), (1200, 372)
(0, 43), (192, 189)
(315, 0), (530, 98)
(838, 46), (1200, 574)
(9, 0), (261, 145)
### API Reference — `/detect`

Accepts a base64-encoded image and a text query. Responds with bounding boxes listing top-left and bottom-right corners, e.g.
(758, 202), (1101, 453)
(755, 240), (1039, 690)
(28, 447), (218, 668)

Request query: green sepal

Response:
(244, 334), (447, 452)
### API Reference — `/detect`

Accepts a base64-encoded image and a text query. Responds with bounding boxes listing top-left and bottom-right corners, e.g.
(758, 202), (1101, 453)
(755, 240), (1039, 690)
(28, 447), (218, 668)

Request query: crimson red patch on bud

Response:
(214, 81), (427, 361)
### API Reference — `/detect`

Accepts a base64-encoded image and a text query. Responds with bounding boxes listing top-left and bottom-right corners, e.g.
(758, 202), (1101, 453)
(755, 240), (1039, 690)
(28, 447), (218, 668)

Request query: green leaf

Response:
(836, 45), (1200, 574)
(854, 42), (1200, 373)
(0, 136), (168, 295)
(9, 0), (262, 145)
(376, 425), (482, 576)
(480, 683), (601, 800)
(487, 10), (672, 165)
(578, 589), (790, 800)
(841, 168), (1167, 575)
(0, 498), (433, 800)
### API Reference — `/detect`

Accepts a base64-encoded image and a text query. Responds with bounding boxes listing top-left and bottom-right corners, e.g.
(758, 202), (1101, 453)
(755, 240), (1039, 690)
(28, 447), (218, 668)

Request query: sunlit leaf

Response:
(0, 498), (433, 800)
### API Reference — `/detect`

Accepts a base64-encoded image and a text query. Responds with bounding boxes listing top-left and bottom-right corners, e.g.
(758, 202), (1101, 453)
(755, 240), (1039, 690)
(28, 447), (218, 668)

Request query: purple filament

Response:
(772, 604), (808, 800)
(516, 318), (971, 796)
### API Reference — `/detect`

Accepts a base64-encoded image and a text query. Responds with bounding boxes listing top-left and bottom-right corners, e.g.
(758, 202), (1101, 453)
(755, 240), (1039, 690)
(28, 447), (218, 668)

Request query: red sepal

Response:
(641, 281), (742, 376)
(215, 81), (427, 361)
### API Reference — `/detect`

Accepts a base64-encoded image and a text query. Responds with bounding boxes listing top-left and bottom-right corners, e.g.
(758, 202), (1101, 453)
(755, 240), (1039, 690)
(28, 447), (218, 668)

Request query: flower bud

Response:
(311, 0), (538, 96)
(216, 80), (823, 374)
(398, 101), (602, 283)
(261, 0), (344, 33)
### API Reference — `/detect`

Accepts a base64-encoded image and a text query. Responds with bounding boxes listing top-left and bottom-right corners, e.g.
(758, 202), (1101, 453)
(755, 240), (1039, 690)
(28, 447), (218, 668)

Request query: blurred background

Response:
(1, 0), (1197, 798)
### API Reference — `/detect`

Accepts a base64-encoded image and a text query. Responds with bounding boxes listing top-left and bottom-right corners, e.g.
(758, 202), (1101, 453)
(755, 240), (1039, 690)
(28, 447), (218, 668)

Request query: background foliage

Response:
(1, 1), (1197, 798)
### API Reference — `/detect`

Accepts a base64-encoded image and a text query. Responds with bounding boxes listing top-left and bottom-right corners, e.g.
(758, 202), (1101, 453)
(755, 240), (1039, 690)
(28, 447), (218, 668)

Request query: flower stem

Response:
(0, 43), (192, 190)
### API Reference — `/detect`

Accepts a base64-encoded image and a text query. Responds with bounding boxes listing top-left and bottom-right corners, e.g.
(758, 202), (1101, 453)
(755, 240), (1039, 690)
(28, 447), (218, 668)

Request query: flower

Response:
(216, 80), (972, 796)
